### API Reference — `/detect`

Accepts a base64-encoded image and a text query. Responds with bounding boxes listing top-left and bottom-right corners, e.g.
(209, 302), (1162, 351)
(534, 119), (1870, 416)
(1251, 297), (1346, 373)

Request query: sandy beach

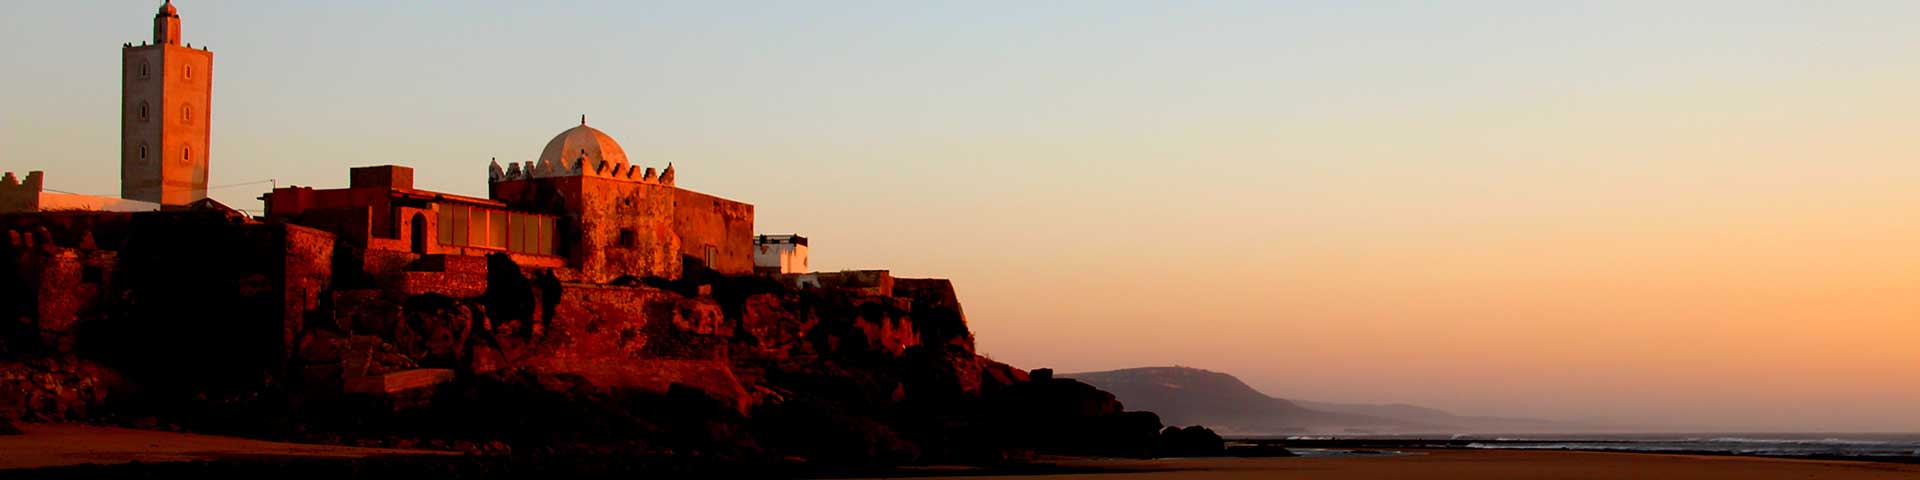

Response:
(982, 450), (1920, 480)
(0, 423), (454, 470)
(6, 423), (1920, 479)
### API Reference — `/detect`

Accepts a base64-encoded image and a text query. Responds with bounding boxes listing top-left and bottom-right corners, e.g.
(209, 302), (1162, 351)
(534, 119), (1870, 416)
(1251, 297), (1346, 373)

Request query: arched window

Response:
(411, 213), (430, 254)
(138, 143), (148, 162)
(181, 104), (192, 124)
(184, 64), (193, 80)
(182, 146), (192, 164)
(139, 61), (150, 79)
(139, 101), (149, 122)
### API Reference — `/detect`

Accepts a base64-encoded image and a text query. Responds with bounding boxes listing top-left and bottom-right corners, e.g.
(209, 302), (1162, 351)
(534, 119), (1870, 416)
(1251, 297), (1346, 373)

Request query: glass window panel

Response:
(539, 217), (555, 255)
(490, 211), (508, 248)
(508, 214), (525, 253)
(531, 216), (544, 255)
(523, 215), (538, 254)
(469, 208), (488, 247)
(451, 206), (468, 246)
(437, 205), (453, 245)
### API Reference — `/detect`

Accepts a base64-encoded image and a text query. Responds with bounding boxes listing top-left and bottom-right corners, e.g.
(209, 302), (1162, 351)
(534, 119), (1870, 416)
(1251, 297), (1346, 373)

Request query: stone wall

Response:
(491, 176), (682, 283)
(490, 175), (754, 282)
(28, 249), (117, 352)
(2, 212), (139, 354)
(539, 284), (731, 362)
(0, 358), (123, 421)
(383, 254), (487, 299)
(264, 188), (395, 241)
(0, 211), (139, 250)
(95, 215), (335, 390)
(281, 225), (335, 356)
(518, 283), (744, 408)
(673, 188), (754, 276)
(816, 270), (895, 296)
(268, 205), (373, 246)
(0, 171), (44, 213)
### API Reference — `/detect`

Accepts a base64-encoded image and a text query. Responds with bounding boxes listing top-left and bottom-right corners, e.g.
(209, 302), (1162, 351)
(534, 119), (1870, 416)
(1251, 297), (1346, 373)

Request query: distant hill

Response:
(1060, 367), (1427, 434)
(1063, 366), (1593, 435)
(1290, 399), (1583, 433)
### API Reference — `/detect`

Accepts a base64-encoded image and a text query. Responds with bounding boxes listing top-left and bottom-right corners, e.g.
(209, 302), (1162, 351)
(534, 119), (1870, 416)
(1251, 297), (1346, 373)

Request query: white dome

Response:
(537, 123), (629, 172)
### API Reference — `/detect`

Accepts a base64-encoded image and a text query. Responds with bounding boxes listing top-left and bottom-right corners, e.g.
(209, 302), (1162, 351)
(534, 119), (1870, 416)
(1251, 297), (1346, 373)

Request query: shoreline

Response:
(1231, 437), (1920, 465)
(7, 423), (1920, 479)
(1011, 450), (1920, 480)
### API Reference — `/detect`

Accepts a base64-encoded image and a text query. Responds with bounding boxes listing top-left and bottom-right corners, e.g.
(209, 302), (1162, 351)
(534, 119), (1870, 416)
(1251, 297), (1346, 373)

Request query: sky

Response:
(3, 1), (1919, 432)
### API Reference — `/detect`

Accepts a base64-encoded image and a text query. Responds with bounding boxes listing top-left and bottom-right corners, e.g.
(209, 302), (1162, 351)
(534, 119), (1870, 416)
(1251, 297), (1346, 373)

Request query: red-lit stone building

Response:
(260, 120), (753, 283)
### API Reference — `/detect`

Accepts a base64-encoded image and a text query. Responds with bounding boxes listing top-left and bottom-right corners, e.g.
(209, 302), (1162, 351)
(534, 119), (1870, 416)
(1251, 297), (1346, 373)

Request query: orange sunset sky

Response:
(2, 1), (1917, 431)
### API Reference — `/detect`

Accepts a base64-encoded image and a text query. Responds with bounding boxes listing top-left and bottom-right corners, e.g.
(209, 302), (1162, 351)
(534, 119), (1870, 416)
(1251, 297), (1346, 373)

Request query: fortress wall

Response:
(527, 283), (745, 409)
(578, 179), (681, 282)
(0, 172), (43, 213)
(542, 284), (731, 362)
(816, 270), (895, 295)
(672, 188), (754, 275)
(27, 250), (115, 352)
(279, 225), (334, 357)
(491, 176), (682, 282)
(96, 218), (337, 389)
(0, 211), (139, 251)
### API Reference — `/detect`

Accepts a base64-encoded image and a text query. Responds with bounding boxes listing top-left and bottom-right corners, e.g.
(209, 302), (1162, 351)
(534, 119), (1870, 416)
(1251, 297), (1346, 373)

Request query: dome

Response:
(537, 122), (630, 173)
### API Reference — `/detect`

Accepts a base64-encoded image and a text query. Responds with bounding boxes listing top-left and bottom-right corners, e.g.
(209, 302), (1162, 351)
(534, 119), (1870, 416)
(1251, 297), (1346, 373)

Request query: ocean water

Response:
(1458, 433), (1920, 458)
(1258, 433), (1920, 459)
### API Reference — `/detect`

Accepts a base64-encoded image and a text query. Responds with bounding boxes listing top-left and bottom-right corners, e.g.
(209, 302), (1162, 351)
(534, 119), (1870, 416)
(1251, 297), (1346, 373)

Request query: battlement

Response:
(489, 156), (676, 187)
(0, 171), (46, 213)
(2, 171), (46, 188)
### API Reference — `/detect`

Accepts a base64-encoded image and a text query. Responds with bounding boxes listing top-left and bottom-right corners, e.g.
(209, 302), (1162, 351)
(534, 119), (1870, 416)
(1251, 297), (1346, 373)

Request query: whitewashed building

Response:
(753, 234), (808, 274)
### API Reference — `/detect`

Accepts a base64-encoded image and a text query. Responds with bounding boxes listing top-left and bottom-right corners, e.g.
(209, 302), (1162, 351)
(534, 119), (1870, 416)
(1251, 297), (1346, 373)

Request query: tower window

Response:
(181, 104), (192, 124)
(184, 64), (193, 80)
(138, 143), (148, 162)
(139, 61), (150, 78)
(618, 228), (637, 248)
(182, 146), (192, 164)
(139, 101), (149, 122)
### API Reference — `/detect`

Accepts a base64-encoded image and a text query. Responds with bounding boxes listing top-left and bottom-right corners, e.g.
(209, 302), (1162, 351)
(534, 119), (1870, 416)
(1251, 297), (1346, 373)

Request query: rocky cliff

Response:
(0, 213), (1208, 462)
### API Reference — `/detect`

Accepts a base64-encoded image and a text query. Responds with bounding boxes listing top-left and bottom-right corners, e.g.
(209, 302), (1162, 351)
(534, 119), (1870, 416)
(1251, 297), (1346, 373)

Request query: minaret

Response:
(153, 0), (181, 45)
(122, 0), (213, 205)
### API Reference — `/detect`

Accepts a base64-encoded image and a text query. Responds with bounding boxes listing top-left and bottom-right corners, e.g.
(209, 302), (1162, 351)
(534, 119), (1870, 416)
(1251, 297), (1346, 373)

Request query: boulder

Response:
(1156, 425), (1226, 457)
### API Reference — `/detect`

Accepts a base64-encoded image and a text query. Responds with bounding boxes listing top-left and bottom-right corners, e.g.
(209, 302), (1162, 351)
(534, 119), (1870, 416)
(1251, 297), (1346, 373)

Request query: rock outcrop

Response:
(0, 214), (1187, 463)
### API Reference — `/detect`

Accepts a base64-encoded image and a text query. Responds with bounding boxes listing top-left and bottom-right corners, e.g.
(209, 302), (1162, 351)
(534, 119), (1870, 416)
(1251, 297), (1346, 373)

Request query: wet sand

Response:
(978, 449), (1920, 480)
(0, 423), (453, 470)
(6, 425), (1919, 479)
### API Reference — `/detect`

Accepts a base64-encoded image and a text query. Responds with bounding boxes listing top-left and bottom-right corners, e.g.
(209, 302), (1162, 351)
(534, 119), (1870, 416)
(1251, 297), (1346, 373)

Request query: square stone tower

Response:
(122, 1), (212, 206)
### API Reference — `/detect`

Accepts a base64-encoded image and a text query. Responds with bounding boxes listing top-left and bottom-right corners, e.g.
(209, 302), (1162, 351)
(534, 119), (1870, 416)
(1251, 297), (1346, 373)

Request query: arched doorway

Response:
(411, 212), (429, 254)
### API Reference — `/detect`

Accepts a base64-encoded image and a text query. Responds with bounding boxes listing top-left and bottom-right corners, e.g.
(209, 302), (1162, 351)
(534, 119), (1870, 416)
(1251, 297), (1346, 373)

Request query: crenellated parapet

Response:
(488, 120), (676, 187)
(489, 155), (676, 187)
(0, 171), (46, 213)
(1, 171), (46, 190)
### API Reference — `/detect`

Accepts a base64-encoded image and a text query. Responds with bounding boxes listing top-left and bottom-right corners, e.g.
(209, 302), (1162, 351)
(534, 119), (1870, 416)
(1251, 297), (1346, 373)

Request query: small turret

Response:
(153, 1), (182, 46)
